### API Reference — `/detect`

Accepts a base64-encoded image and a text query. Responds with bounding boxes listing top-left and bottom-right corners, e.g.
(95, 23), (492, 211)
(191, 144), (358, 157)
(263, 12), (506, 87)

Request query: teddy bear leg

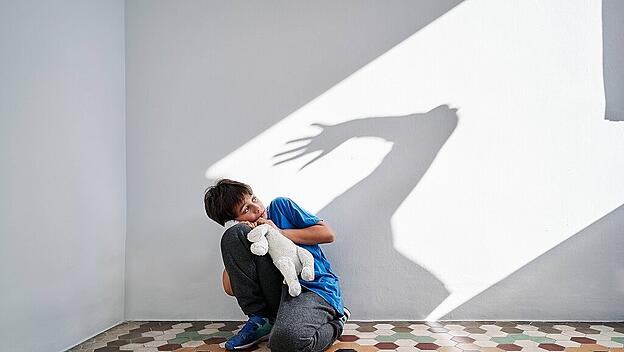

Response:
(274, 257), (301, 297)
(296, 247), (315, 281)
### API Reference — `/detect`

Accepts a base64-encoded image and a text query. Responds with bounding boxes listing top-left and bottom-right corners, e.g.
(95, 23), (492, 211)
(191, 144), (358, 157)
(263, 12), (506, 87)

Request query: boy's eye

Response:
(252, 197), (257, 202)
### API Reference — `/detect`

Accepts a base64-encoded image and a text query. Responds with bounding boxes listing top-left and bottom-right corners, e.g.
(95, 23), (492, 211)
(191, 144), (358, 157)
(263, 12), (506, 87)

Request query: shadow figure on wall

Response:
(275, 105), (458, 318)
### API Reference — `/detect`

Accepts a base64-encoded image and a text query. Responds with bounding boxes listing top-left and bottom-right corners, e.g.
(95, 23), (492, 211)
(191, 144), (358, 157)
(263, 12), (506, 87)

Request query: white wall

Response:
(0, 1), (126, 351)
(126, 0), (624, 321)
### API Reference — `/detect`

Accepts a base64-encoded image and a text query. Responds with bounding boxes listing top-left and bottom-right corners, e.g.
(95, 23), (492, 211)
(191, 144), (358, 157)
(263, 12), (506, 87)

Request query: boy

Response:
(204, 179), (349, 351)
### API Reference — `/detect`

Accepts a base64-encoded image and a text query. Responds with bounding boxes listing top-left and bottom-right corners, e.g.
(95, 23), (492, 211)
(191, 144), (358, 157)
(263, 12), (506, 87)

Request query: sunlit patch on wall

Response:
(207, 0), (624, 319)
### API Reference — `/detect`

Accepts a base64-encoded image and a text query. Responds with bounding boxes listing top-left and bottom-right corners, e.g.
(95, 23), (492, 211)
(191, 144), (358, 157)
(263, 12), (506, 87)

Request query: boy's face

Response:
(234, 193), (267, 223)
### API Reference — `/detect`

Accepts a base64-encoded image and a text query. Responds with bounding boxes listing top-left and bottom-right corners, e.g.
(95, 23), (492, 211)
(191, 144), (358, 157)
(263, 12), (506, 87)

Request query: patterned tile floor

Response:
(68, 321), (624, 352)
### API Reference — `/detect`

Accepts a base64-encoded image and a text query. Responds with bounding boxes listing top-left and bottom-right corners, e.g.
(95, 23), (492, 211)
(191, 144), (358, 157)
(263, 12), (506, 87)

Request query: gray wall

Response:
(604, 0), (624, 121)
(0, 1), (126, 351)
(124, 0), (463, 320)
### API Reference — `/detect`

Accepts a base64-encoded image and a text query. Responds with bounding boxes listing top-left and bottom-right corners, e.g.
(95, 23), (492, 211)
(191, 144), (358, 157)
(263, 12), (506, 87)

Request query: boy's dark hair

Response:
(204, 179), (253, 226)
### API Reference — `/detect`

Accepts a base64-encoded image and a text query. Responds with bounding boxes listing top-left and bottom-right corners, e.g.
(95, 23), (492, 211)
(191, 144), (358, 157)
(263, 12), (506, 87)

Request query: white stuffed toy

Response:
(225, 220), (315, 296)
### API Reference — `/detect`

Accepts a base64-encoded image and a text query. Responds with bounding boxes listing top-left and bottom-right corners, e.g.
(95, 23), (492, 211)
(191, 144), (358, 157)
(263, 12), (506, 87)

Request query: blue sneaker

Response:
(225, 314), (273, 350)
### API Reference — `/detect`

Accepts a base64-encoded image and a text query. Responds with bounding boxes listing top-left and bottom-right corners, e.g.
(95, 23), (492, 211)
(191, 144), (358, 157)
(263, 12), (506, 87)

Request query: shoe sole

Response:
(228, 334), (270, 350)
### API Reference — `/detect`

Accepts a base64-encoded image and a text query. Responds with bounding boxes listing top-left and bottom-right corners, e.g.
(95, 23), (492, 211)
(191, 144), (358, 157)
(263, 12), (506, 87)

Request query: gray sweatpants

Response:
(220, 223), (343, 352)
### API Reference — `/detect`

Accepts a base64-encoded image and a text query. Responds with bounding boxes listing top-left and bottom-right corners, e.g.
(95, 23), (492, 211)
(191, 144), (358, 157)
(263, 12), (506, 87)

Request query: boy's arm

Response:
(258, 218), (335, 245)
(282, 221), (335, 245)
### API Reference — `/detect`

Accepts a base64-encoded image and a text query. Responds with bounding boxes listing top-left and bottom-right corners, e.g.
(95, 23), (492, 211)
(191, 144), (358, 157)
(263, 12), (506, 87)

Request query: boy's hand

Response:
(257, 218), (279, 231)
(241, 221), (258, 228)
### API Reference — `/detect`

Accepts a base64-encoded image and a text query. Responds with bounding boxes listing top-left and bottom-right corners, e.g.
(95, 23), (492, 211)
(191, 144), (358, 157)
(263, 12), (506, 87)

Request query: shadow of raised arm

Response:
(273, 104), (458, 170)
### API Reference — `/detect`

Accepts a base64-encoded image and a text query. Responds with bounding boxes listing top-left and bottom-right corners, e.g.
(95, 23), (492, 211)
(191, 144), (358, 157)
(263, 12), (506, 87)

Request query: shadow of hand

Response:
(273, 122), (350, 170)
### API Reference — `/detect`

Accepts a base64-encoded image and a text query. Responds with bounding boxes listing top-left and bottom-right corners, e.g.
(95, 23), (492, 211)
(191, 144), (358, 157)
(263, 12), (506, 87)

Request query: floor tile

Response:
(67, 321), (624, 352)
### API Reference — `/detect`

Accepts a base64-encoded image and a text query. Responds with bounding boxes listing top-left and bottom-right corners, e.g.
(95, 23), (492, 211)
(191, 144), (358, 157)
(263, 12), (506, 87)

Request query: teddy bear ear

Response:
(224, 220), (238, 230)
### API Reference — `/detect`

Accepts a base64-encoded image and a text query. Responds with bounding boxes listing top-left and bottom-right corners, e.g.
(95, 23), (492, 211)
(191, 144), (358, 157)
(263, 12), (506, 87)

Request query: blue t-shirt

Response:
(267, 197), (344, 316)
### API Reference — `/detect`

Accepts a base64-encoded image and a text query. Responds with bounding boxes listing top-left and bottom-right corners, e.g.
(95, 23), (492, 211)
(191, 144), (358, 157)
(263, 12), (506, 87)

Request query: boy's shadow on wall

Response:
(274, 104), (458, 319)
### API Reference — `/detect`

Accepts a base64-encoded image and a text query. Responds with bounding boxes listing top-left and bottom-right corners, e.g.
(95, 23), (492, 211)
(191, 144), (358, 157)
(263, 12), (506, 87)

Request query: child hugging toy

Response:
(224, 220), (315, 297)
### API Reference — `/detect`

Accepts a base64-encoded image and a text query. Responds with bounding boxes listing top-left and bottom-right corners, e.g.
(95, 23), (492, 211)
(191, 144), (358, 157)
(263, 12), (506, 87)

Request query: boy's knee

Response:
(226, 222), (252, 236)
(269, 325), (314, 352)
(220, 223), (252, 251)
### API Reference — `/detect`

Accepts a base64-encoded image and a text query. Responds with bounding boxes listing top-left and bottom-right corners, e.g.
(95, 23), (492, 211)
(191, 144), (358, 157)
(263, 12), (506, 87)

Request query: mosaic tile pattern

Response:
(68, 321), (624, 352)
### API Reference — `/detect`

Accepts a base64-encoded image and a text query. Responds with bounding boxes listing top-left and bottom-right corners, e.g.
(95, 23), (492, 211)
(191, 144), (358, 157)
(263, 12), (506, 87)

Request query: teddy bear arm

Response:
(250, 236), (269, 256)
